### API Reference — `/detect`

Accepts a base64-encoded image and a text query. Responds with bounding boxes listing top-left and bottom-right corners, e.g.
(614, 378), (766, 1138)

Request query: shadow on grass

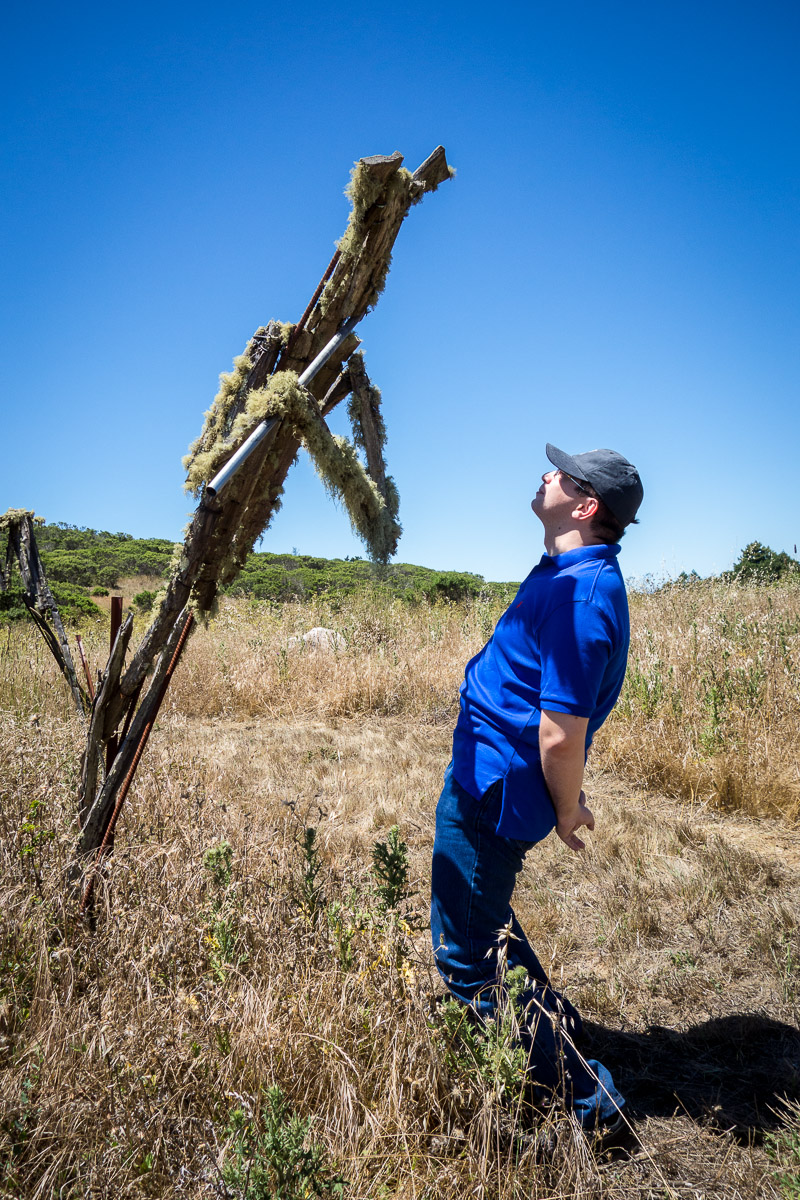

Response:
(584, 1013), (800, 1138)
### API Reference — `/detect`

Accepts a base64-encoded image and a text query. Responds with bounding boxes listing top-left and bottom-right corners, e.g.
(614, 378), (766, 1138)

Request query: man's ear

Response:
(574, 496), (599, 523)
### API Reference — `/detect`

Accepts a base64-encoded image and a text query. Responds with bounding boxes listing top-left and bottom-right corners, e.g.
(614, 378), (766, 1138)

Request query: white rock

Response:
(288, 626), (346, 653)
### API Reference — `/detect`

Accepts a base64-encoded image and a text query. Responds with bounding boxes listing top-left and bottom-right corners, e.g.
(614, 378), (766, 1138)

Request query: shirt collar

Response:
(536, 544), (621, 570)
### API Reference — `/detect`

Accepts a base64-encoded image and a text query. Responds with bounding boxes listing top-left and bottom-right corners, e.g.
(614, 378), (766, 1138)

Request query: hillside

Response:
(0, 522), (515, 621)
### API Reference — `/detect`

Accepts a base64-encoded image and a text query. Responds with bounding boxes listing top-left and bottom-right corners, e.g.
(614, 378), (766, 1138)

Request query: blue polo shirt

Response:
(451, 544), (629, 842)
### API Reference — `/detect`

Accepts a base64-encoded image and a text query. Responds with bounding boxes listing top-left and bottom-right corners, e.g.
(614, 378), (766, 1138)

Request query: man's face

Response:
(531, 468), (587, 523)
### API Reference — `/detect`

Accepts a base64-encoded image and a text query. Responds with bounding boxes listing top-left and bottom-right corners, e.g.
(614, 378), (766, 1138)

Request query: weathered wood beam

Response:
(3, 515), (87, 719)
(115, 496), (220, 706)
(348, 355), (387, 496)
(0, 536), (12, 591)
(80, 613), (133, 826)
(320, 371), (354, 417)
(411, 144), (452, 189)
(77, 609), (191, 861)
(197, 145), (451, 597)
(176, 148), (449, 617)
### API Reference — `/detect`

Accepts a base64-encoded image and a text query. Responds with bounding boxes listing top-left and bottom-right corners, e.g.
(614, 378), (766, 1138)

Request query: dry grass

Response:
(167, 591), (505, 724)
(595, 579), (800, 819)
(5, 578), (800, 818)
(1, 580), (799, 1197)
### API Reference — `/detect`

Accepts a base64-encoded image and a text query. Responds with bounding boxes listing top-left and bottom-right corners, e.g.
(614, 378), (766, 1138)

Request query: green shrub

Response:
(371, 825), (410, 910)
(0, 582), (100, 625)
(0, 589), (28, 622)
(418, 570), (483, 604)
(222, 1086), (345, 1199)
(133, 590), (156, 613)
(34, 523), (174, 590)
(436, 963), (530, 1105)
(51, 583), (101, 622)
(203, 841), (234, 889)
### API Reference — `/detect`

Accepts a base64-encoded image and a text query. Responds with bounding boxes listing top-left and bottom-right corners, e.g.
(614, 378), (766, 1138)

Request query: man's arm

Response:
(539, 709), (595, 852)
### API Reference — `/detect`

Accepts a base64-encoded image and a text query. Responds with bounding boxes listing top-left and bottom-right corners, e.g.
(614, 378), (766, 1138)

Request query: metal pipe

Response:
(206, 314), (362, 497)
(205, 417), (280, 497)
(296, 313), (361, 389)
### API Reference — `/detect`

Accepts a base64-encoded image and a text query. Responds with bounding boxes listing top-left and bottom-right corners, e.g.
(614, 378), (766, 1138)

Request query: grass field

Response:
(1, 580), (799, 1197)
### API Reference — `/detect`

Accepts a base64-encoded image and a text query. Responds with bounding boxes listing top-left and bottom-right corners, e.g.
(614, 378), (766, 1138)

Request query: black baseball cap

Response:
(545, 443), (644, 527)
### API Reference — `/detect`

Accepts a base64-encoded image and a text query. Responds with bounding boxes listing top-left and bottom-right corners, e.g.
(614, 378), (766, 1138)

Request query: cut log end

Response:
(359, 151), (405, 181)
(412, 145), (452, 192)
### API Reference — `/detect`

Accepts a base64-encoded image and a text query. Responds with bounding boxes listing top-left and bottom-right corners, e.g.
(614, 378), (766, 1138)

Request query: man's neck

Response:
(544, 528), (606, 557)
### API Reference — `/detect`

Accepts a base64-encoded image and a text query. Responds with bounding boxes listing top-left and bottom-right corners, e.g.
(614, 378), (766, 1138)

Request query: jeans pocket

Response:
(476, 779), (503, 827)
(477, 784), (535, 857)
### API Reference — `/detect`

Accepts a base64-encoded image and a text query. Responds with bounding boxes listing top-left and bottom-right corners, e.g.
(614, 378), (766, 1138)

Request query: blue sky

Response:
(2, 1), (798, 584)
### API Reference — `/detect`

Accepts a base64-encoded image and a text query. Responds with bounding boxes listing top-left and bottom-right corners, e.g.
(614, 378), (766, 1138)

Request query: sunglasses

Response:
(559, 470), (592, 496)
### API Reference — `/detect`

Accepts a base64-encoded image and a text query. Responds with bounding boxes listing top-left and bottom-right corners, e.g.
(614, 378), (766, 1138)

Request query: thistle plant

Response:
(221, 1086), (346, 1199)
(370, 825), (410, 911)
(296, 827), (326, 922)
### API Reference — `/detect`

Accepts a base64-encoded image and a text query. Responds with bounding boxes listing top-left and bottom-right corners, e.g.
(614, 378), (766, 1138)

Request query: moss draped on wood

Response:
(321, 161), (421, 316)
(182, 366), (400, 565)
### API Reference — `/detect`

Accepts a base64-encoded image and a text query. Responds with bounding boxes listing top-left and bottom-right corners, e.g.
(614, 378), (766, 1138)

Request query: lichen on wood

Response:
(183, 367), (400, 565)
(347, 353), (387, 455)
(182, 351), (253, 491)
(346, 351), (395, 506)
(320, 160), (418, 316)
(182, 322), (296, 495)
(274, 375), (401, 562)
(0, 508), (44, 531)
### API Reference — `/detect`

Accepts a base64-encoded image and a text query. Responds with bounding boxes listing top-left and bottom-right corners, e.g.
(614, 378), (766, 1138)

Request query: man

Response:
(430, 442), (644, 1131)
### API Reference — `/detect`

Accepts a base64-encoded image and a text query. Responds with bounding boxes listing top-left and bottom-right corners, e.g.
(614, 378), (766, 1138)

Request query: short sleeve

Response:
(537, 601), (613, 717)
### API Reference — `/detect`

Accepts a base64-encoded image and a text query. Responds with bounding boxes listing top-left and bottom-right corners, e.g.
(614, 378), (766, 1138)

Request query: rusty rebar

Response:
(75, 635), (95, 702)
(284, 248), (341, 357)
(106, 597), (123, 771)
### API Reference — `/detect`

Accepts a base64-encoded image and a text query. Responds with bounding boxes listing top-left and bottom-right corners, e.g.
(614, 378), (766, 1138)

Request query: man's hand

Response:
(539, 709), (595, 853)
(556, 790), (595, 851)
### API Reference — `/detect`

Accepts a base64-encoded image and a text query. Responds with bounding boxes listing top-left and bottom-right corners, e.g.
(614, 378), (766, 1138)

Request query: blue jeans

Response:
(430, 762), (625, 1127)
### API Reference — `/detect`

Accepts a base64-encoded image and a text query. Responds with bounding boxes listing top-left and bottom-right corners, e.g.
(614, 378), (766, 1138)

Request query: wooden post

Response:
(0, 512), (88, 719)
(106, 596), (123, 772)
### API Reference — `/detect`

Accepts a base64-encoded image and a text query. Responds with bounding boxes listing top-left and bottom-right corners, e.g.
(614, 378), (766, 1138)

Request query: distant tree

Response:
(422, 571), (484, 604)
(659, 570), (702, 591)
(729, 541), (800, 584)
